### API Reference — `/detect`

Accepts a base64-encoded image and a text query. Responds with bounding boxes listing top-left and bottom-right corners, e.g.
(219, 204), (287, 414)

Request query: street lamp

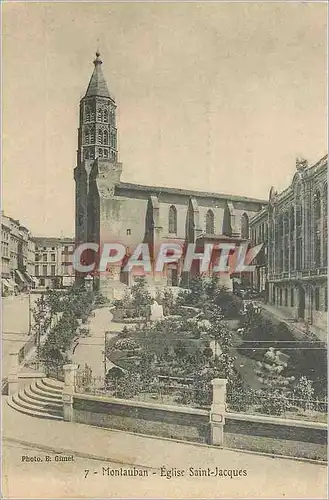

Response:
(84, 274), (93, 291)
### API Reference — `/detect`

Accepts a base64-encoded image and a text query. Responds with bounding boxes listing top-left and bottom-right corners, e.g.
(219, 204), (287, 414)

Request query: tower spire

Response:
(85, 51), (112, 99)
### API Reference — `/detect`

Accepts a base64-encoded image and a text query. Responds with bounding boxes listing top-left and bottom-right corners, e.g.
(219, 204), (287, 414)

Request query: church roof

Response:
(117, 182), (267, 206)
(85, 52), (113, 99)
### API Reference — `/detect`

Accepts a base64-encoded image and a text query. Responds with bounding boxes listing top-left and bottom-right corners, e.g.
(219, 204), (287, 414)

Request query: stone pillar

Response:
(62, 364), (78, 422)
(8, 351), (19, 395)
(209, 378), (227, 447)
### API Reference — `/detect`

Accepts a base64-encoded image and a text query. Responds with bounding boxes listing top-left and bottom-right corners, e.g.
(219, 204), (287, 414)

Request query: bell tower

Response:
(77, 51), (118, 165)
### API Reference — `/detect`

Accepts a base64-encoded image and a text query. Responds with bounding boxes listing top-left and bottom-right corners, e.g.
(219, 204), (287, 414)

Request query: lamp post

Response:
(84, 274), (93, 292)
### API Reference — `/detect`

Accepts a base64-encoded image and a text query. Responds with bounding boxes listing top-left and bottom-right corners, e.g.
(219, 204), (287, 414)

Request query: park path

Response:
(71, 307), (125, 378)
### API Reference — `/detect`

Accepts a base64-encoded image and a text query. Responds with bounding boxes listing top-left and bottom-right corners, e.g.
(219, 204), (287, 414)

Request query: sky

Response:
(2, 1), (327, 237)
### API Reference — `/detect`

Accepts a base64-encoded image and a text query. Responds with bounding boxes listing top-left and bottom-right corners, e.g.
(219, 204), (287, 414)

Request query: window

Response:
(98, 130), (103, 144)
(42, 265), (47, 275)
(103, 109), (108, 122)
(315, 288), (320, 311)
(240, 213), (249, 239)
(51, 254), (55, 262)
(103, 130), (108, 145)
(43, 254), (47, 262)
(85, 130), (90, 144)
(314, 190), (321, 267)
(35, 254), (40, 261)
(205, 210), (215, 234)
(85, 107), (90, 122)
(126, 229), (131, 236)
(98, 148), (103, 158)
(104, 149), (108, 158)
(290, 288), (294, 307)
(39, 278), (45, 286)
(51, 265), (56, 276)
(324, 183), (328, 265)
(168, 205), (177, 234)
(111, 130), (116, 148)
(35, 265), (39, 276)
(325, 286), (328, 312)
(64, 246), (69, 252)
(98, 108), (103, 122)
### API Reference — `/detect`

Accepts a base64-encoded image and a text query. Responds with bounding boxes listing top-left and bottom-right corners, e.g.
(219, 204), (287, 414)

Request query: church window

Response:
(85, 107), (90, 122)
(90, 150), (94, 160)
(85, 130), (90, 144)
(98, 148), (103, 158)
(240, 213), (249, 239)
(205, 210), (215, 234)
(104, 149), (108, 158)
(98, 130), (103, 144)
(103, 130), (108, 144)
(168, 205), (177, 234)
(110, 109), (115, 125)
(104, 109), (108, 122)
(98, 108), (103, 122)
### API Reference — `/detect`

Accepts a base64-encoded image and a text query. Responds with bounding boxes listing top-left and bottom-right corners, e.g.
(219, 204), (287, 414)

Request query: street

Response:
(2, 294), (38, 377)
(2, 400), (327, 499)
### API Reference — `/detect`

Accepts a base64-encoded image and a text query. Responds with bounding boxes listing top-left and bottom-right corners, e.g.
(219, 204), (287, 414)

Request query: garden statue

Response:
(150, 300), (164, 321)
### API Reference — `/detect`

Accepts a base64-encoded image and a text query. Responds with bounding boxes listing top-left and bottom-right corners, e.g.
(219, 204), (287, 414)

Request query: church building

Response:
(74, 53), (267, 297)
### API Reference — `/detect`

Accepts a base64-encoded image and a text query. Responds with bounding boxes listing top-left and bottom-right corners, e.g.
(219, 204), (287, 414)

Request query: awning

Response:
(2, 279), (11, 289)
(2, 278), (17, 290)
(15, 270), (27, 284)
(23, 272), (35, 284)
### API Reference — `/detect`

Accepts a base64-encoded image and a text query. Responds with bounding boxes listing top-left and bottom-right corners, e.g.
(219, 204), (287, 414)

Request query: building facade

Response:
(1, 212), (36, 294)
(34, 237), (75, 289)
(74, 53), (267, 296)
(250, 155), (328, 339)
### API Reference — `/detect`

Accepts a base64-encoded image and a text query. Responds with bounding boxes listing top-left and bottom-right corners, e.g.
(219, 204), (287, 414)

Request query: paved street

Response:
(2, 399), (327, 499)
(72, 308), (124, 378)
(2, 294), (38, 377)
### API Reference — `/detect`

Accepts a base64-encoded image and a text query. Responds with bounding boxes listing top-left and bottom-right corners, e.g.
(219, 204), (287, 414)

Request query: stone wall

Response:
(73, 394), (209, 443)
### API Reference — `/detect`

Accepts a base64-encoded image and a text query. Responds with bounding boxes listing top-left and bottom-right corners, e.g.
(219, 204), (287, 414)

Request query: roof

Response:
(85, 52), (113, 100)
(117, 182), (267, 206)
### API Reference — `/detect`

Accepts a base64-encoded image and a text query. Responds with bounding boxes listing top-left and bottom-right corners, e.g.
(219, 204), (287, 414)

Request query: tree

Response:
(293, 376), (315, 410)
(255, 347), (295, 415)
(130, 278), (153, 318)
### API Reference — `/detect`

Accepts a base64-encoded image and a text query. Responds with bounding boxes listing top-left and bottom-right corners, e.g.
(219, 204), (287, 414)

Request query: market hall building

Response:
(250, 155), (328, 340)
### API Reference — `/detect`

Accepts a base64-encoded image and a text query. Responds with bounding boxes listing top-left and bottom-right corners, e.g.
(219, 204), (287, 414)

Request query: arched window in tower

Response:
(240, 213), (249, 239)
(168, 206), (177, 234)
(98, 108), (103, 122)
(85, 130), (90, 144)
(98, 148), (103, 158)
(103, 109), (108, 122)
(103, 130), (108, 145)
(110, 109), (115, 125)
(85, 107), (90, 122)
(104, 149), (108, 158)
(111, 130), (116, 148)
(314, 190), (321, 267)
(98, 130), (103, 144)
(205, 210), (215, 234)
